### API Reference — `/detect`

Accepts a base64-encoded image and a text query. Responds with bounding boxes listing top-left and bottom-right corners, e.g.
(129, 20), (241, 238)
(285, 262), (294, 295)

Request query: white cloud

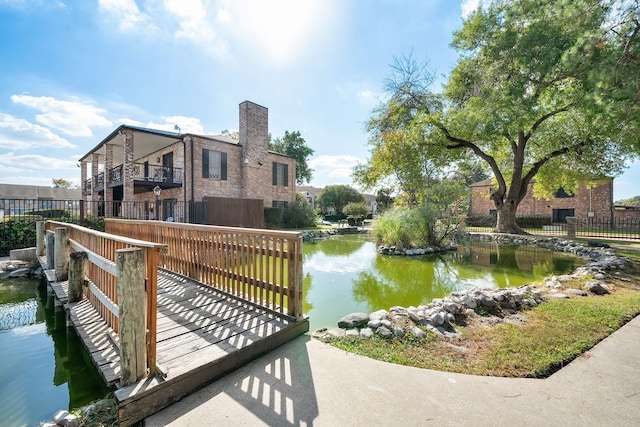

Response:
(0, 113), (76, 149)
(164, 0), (216, 46)
(146, 115), (204, 134)
(10, 94), (112, 137)
(461, 0), (482, 19)
(308, 154), (364, 187)
(98, 0), (157, 32)
(0, 152), (78, 172)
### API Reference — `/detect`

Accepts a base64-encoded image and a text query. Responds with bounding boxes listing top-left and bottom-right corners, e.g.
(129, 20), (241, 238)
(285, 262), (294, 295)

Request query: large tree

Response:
(270, 130), (315, 185)
(317, 185), (364, 214)
(371, 0), (638, 234)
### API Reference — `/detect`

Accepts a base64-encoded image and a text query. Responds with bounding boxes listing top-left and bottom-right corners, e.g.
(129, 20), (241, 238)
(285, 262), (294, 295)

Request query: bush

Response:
(283, 195), (317, 229)
(0, 219), (36, 256)
(323, 214), (347, 222)
(264, 207), (284, 228)
(27, 208), (70, 219)
(83, 215), (105, 232)
(374, 205), (466, 249)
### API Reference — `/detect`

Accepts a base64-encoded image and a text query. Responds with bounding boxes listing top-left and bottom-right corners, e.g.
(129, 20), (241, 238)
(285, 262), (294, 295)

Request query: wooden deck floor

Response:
(41, 262), (309, 426)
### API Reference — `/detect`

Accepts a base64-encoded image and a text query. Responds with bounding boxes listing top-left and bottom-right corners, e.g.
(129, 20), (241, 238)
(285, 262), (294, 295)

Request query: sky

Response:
(0, 0), (638, 200)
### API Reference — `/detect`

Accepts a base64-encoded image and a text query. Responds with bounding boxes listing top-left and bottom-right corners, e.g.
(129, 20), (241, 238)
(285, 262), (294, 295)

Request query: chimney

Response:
(239, 101), (269, 199)
(239, 100), (268, 161)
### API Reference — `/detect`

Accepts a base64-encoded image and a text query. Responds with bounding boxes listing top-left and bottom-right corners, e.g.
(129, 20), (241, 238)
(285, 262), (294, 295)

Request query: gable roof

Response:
(0, 183), (81, 200)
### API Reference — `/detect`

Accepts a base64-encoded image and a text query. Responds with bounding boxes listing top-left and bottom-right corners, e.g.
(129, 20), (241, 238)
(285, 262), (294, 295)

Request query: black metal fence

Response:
(0, 199), (84, 256)
(0, 199), (210, 256)
(466, 216), (640, 240)
(574, 217), (640, 240)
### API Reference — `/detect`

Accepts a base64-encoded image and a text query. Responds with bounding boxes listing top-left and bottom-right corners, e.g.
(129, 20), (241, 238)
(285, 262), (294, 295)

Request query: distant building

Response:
(0, 183), (81, 217)
(469, 178), (614, 222)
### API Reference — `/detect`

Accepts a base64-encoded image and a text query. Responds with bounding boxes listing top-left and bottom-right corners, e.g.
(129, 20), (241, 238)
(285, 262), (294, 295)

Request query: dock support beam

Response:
(117, 247), (147, 386)
(46, 231), (55, 270)
(36, 221), (45, 257)
(54, 227), (69, 281)
(68, 252), (87, 303)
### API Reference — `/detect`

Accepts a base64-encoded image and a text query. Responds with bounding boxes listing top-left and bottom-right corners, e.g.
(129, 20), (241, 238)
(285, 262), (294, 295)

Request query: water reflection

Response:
(302, 235), (581, 330)
(0, 278), (109, 426)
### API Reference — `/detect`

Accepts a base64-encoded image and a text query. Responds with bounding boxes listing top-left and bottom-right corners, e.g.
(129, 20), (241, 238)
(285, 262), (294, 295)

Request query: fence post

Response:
(116, 247), (147, 386)
(566, 216), (576, 238)
(36, 221), (45, 257)
(46, 231), (55, 270)
(54, 227), (69, 281)
(68, 252), (87, 303)
(79, 199), (85, 227)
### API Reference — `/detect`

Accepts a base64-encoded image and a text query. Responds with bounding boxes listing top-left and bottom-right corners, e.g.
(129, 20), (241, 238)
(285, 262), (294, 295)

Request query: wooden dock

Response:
(42, 265), (308, 426)
(39, 220), (308, 426)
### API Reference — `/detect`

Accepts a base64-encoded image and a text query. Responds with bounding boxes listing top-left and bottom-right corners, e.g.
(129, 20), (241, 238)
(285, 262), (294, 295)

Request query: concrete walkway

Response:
(146, 315), (640, 427)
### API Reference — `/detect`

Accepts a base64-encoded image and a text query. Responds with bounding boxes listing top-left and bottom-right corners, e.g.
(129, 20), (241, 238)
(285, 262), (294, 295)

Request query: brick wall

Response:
(470, 179), (613, 221)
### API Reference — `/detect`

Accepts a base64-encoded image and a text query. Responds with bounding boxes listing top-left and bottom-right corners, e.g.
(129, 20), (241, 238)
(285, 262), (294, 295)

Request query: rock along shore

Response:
(314, 234), (632, 341)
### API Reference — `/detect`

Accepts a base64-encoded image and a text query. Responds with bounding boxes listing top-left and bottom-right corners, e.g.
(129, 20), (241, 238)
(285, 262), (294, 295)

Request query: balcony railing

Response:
(95, 172), (105, 192)
(104, 163), (183, 186)
(83, 178), (92, 195)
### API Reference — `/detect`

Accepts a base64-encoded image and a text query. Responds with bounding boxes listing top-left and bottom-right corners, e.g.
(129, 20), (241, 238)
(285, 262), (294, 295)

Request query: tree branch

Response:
(525, 103), (575, 140)
(432, 122), (507, 195)
(521, 141), (585, 190)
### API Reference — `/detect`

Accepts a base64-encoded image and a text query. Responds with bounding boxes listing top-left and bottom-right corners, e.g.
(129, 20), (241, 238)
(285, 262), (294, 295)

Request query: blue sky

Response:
(0, 0), (638, 200)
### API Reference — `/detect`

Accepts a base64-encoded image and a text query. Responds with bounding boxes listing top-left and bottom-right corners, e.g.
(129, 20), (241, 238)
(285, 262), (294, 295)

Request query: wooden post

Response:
(117, 247), (147, 386)
(36, 221), (45, 257)
(54, 227), (69, 281)
(46, 231), (55, 269)
(68, 252), (87, 303)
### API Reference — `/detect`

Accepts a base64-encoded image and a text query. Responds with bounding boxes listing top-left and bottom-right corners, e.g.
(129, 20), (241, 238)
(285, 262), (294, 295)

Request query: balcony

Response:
(108, 162), (183, 194)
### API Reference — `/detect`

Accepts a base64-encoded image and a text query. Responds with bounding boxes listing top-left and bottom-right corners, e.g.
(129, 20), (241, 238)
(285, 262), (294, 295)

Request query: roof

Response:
(470, 178), (493, 187)
(0, 183), (81, 200)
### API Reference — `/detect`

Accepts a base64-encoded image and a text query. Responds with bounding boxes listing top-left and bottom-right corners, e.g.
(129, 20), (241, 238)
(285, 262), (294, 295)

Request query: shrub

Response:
(374, 205), (466, 249)
(283, 194), (317, 228)
(0, 219), (36, 256)
(83, 215), (105, 232)
(264, 207), (284, 228)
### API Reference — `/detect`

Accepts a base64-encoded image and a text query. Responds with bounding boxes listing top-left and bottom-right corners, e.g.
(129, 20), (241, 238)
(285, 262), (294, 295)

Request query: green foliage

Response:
(615, 195), (640, 207)
(0, 219), (36, 255)
(317, 185), (364, 214)
(283, 194), (318, 228)
(373, 205), (465, 249)
(343, 202), (369, 219)
(83, 215), (105, 232)
(270, 130), (315, 185)
(264, 207), (284, 228)
(52, 178), (74, 188)
(26, 209), (70, 219)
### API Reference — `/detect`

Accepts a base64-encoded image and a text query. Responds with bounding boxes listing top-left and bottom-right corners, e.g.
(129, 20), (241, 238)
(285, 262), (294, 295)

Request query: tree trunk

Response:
(494, 202), (527, 234)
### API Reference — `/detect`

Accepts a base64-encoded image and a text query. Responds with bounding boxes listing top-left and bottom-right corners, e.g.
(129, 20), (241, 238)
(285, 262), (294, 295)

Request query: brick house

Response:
(79, 101), (296, 226)
(469, 178), (614, 223)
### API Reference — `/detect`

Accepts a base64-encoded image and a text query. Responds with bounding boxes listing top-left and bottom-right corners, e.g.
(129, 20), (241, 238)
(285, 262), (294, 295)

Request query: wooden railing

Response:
(105, 219), (304, 320)
(43, 220), (167, 380)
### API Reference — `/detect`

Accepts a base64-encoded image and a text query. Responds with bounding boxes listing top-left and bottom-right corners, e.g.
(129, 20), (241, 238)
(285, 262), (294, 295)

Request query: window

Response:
(552, 208), (575, 223)
(553, 188), (574, 198)
(272, 162), (289, 187)
(489, 209), (497, 216)
(202, 149), (227, 180)
(272, 200), (289, 209)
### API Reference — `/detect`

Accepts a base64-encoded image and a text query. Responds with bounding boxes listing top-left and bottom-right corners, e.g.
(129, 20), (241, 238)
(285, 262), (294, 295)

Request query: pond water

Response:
(0, 277), (110, 427)
(302, 235), (582, 330)
(0, 235), (581, 424)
